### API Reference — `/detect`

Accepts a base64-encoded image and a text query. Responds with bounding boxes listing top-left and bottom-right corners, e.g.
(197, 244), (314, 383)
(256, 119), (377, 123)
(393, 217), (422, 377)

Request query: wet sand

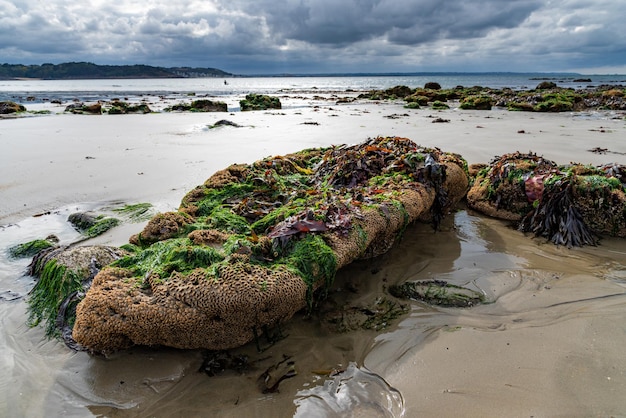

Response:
(1, 99), (625, 417)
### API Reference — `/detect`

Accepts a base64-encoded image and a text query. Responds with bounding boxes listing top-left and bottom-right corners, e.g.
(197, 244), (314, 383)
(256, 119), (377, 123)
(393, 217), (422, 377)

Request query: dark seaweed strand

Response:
(520, 180), (597, 247)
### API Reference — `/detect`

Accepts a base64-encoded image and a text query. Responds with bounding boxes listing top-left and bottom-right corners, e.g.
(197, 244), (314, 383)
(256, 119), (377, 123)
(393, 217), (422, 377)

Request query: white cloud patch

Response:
(0, 0), (624, 73)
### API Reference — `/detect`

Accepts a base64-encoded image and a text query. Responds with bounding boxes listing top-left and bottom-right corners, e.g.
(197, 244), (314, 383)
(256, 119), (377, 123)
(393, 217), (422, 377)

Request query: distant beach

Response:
(1, 78), (626, 417)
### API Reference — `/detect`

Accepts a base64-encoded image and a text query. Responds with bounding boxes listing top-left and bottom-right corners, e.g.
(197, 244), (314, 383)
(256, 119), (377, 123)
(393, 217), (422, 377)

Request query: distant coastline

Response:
(4, 62), (626, 81)
(0, 62), (232, 80)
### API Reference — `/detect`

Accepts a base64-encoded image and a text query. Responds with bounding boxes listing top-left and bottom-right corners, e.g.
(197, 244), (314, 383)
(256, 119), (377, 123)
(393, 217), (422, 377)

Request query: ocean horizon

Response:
(2, 72), (626, 105)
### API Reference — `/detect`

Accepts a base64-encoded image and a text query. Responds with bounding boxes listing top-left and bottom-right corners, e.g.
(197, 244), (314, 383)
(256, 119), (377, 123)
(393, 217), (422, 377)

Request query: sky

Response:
(1, 0), (625, 75)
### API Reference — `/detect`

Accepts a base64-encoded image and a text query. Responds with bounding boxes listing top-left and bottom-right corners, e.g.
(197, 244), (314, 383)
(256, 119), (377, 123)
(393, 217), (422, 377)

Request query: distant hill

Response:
(0, 62), (232, 80)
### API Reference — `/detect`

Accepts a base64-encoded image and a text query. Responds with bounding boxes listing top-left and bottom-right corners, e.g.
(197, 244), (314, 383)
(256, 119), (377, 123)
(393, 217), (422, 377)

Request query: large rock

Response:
(467, 153), (626, 246)
(72, 136), (469, 352)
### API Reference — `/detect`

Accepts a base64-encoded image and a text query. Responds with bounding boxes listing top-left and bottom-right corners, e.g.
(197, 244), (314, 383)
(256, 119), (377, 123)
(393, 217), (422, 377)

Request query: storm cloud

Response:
(0, 0), (624, 74)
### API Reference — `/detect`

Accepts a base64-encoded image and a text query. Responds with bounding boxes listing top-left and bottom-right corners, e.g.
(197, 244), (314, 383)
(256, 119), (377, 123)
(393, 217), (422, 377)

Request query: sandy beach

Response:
(1, 97), (626, 417)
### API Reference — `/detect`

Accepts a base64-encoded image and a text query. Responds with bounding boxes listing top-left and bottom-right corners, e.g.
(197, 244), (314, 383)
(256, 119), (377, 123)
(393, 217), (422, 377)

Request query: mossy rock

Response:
(404, 102), (420, 109)
(27, 245), (126, 339)
(8, 236), (58, 259)
(240, 94), (281, 111)
(507, 102), (535, 112)
(431, 100), (450, 110)
(107, 101), (152, 114)
(468, 153), (626, 245)
(389, 280), (486, 307)
(65, 103), (102, 114)
(0, 101), (26, 114)
(71, 136), (470, 353)
(166, 99), (227, 112)
(459, 95), (493, 110)
(405, 94), (430, 106)
(68, 212), (120, 238)
(534, 98), (573, 112)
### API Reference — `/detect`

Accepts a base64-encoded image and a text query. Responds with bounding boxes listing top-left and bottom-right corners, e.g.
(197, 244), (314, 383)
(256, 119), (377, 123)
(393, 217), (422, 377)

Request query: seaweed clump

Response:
(8, 236), (58, 259)
(468, 153), (626, 246)
(70, 136), (469, 352)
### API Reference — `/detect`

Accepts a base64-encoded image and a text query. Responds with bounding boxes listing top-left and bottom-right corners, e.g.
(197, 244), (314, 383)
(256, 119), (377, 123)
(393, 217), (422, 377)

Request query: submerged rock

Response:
(389, 280), (485, 307)
(69, 136), (469, 353)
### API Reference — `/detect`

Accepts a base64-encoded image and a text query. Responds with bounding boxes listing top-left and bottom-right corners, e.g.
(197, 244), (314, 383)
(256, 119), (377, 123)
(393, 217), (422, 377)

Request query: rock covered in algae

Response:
(467, 152), (626, 246)
(72, 136), (469, 352)
(27, 245), (126, 338)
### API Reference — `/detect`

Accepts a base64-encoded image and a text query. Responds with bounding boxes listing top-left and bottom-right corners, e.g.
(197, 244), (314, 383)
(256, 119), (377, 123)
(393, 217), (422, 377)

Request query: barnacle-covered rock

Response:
(70, 136), (469, 352)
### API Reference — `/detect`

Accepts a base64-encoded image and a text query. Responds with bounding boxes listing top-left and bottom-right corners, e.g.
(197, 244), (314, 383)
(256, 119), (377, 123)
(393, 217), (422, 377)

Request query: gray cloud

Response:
(0, 0), (624, 73)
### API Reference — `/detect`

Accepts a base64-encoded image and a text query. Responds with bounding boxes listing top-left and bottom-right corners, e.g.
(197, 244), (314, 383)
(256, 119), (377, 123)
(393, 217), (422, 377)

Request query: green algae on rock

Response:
(166, 99), (228, 112)
(0, 101), (26, 114)
(240, 94), (282, 111)
(8, 236), (58, 259)
(27, 245), (126, 339)
(389, 280), (486, 307)
(467, 153), (626, 246)
(70, 136), (469, 353)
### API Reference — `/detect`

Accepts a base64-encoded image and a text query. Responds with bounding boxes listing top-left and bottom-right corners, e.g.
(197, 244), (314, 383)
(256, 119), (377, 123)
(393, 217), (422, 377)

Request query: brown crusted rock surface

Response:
(72, 136), (470, 352)
(129, 211), (192, 245)
(73, 263), (308, 352)
(187, 229), (230, 246)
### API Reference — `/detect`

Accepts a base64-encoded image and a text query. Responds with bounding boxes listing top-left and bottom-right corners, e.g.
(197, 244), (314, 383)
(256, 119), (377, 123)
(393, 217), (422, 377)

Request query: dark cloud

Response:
(0, 0), (624, 73)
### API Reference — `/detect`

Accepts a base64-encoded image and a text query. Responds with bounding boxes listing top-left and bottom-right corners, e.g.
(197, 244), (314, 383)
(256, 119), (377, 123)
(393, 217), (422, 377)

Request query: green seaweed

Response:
(8, 239), (55, 259)
(113, 238), (224, 279)
(112, 203), (154, 222)
(27, 260), (83, 337)
(284, 235), (337, 292)
(389, 280), (486, 307)
(85, 217), (120, 237)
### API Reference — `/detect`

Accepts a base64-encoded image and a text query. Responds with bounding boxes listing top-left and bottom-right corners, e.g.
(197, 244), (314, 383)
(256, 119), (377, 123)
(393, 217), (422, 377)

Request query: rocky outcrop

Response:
(167, 99), (228, 112)
(65, 102), (102, 114)
(467, 153), (626, 246)
(70, 136), (469, 353)
(0, 101), (26, 114)
(240, 94), (281, 111)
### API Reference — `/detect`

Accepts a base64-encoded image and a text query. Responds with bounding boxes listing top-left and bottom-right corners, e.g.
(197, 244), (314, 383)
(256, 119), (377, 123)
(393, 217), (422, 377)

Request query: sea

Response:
(1, 72), (626, 105)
